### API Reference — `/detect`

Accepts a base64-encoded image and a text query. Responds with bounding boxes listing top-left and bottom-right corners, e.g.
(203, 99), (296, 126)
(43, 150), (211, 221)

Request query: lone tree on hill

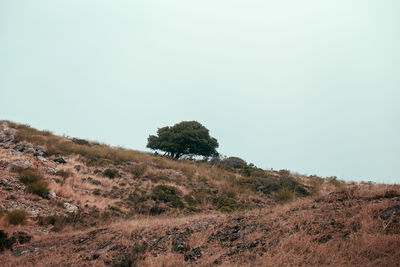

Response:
(147, 121), (219, 159)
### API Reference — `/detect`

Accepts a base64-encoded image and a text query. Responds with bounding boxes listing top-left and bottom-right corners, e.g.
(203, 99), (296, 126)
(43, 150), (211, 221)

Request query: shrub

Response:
(103, 168), (119, 179)
(274, 188), (294, 204)
(184, 194), (198, 206)
(150, 206), (166, 215)
(152, 185), (185, 209)
(128, 163), (148, 178)
(212, 194), (240, 212)
(7, 210), (28, 225)
(71, 138), (90, 146)
(55, 169), (73, 179)
(222, 157), (247, 169)
(18, 169), (49, 198)
(27, 181), (49, 198)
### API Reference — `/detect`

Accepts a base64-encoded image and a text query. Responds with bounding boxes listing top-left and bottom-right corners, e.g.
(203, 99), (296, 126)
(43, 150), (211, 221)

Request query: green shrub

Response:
(103, 168), (119, 179)
(18, 169), (49, 198)
(128, 163), (148, 178)
(150, 206), (166, 215)
(184, 194), (198, 206)
(152, 185), (185, 209)
(7, 210), (28, 225)
(27, 181), (49, 198)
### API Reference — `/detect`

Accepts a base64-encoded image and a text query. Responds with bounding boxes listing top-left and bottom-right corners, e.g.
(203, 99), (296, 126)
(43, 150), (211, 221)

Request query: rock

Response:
(36, 156), (48, 162)
(0, 177), (26, 192)
(53, 157), (67, 164)
(172, 233), (190, 253)
(12, 231), (32, 244)
(43, 167), (59, 175)
(48, 190), (57, 199)
(7, 160), (31, 172)
(184, 247), (202, 262)
(92, 244), (117, 259)
(64, 202), (78, 213)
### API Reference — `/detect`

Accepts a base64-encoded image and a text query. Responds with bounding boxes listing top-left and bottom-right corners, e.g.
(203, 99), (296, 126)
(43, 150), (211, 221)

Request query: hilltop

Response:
(0, 120), (399, 266)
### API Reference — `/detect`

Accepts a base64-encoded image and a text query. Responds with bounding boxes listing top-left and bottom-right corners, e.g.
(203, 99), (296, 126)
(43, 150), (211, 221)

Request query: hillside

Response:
(0, 120), (399, 266)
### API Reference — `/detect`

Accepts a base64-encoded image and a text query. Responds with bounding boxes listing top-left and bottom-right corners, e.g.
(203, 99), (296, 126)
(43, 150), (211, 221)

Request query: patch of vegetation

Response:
(186, 206), (201, 213)
(55, 169), (73, 179)
(212, 194), (241, 212)
(71, 138), (90, 146)
(128, 163), (148, 178)
(145, 171), (172, 183)
(184, 194), (198, 206)
(7, 210), (28, 225)
(151, 185), (185, 209)
(18, 168), (49, 198)
(257, 176), (310, 197)
(103, 168), (119, 179)
(150, 206), (166, 215)
(93, 189), (101, 196)
(109, 206), (121, 212)
(13, 123), (152, 166)
(274, 188), (295, 204)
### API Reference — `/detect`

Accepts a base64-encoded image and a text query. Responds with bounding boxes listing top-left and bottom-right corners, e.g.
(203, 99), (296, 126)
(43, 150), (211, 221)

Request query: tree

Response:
(147, 121), (219, 159)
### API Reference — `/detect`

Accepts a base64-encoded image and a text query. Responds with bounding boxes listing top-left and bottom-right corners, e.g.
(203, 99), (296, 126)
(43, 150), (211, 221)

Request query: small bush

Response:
(103, 168), (119, 179)
(150, 206), (166, 215)
(18, 169), (49, 198)
(128, 163), (148, 178)
(71, 138), (90, 146)
(27, 181), (49, 198)
(212, 194), (240, 212)
(55, 169), (73, 179)
(7, 210), (28, 225)
(274, 188), (294, 204)
(184, 194), (198, 206)
(152, 185), (185, 209)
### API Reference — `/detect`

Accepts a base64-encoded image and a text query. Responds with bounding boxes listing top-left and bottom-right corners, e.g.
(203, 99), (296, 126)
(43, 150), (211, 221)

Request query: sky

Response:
(1, 0), (399, 184)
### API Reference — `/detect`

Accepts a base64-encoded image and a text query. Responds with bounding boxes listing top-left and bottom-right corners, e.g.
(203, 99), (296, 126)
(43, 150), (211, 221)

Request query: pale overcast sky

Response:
(1, 1), (399, 183)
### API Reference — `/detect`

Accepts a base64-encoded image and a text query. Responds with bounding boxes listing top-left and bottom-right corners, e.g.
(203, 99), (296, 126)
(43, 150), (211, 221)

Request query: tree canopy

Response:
(147, 121), (219, 159)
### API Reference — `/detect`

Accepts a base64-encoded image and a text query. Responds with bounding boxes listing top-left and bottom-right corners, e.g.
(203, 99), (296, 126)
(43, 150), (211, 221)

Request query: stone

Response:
(64, 202), (78, 213)
(48, 190), (57, 199)
(53, 157), (67, 164)
(43, 167), (59, 175)
(7, 159), (31, 172)
(36, 156), (48, 162)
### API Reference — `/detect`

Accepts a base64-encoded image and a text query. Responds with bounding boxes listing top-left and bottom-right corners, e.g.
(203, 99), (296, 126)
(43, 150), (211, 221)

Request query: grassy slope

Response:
(0, 121), (399, 266)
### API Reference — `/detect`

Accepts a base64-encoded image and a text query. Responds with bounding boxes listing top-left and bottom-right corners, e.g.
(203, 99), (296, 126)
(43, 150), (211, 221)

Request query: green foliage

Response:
(151, 185), (185, 209)
(18, 169), (49, 198)
(147, 121), (219, 159)
(7, 210), (28, 225)
(184, 194), (198, 206)
(103, 168), (119, 179)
